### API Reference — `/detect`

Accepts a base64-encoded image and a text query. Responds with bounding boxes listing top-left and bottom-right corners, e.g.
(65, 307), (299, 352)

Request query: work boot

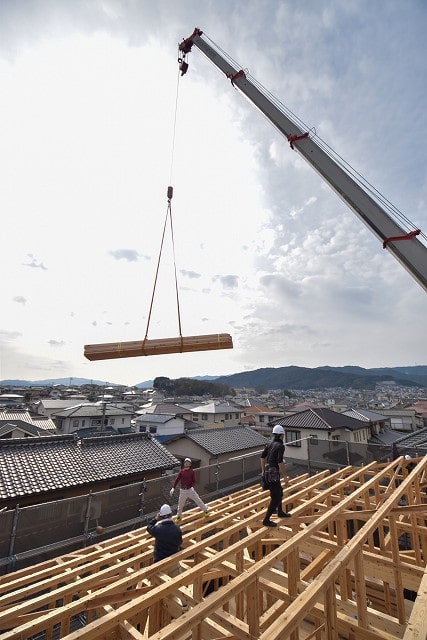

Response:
(262, 519), (277, 527)
(278, 511), (291, 518)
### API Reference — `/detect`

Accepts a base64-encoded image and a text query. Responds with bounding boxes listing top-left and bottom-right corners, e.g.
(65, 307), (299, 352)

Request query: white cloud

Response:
(0, 1), (426, 385)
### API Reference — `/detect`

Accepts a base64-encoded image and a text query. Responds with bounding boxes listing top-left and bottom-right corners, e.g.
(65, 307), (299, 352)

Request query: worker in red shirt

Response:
(170, 458), (209, 523)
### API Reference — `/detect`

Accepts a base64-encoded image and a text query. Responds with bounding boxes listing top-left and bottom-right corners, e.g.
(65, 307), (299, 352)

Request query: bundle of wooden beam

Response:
(84, 333), (233, 361)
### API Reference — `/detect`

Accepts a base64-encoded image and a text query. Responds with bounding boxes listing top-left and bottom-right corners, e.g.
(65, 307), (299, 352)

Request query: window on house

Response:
(201, 413), (207, 421)
(81, 420), (85, 427)
(310, 435), (318, 445)
(332, 435), (340, 443)
(109, 418), (115, 425)
(122, 418), (125, 424)
(285, 431), (301, 447)
(139, 426), (146, 432)
(92, 419), (102, 426)
(259, 415), (264, 423)
(193, 413), (199, 421)
(149, 426), (157, 434)
(235, 413), (239, 419)
(72, 419), (79, 428)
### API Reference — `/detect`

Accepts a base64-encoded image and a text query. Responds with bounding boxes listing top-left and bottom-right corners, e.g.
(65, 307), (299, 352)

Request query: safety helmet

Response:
(159, 504), (172, 517)
(184, 457), (192, 464)
(272, 425), (285, 435)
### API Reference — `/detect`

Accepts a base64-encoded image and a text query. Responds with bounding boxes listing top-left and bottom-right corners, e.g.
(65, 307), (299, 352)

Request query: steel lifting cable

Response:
(143, 66), (184, 347)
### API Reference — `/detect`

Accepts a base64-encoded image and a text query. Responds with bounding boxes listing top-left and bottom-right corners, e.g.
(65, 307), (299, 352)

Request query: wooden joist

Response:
(1, 459), (427, 639)
(84, 333), (233, 361)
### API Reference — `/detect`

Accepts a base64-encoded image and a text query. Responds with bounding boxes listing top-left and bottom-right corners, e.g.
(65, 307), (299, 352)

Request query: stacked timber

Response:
(84, 333), (233, 361)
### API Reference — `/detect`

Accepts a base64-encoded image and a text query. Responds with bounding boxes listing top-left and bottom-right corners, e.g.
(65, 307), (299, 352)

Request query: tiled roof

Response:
(0, 421), (50, 437)
(136, 414), (178, 425)
(35, 399), (88, 409)
(370, 430), (403, 446)
(394, 427), (427, 449)
(190, 402), (243, 414)
(186, 426), (269, 455)
(0, 433), (179, 500)
(342, 409), (389, 422)
(52, 404), (134, 417)
(0, 410), (56, 432)
(276, 408), (366, 432)
(151, 403), (192, 415)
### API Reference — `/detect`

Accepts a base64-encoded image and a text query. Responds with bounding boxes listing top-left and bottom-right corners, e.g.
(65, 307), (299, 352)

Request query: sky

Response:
(1, 0), (427, 387)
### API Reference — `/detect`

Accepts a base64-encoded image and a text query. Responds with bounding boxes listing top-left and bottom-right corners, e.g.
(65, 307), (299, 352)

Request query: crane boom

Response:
(179, 28), (427, 292)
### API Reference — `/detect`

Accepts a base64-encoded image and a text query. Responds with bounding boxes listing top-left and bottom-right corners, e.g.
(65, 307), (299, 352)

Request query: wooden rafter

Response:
(1, 457), (427, 639)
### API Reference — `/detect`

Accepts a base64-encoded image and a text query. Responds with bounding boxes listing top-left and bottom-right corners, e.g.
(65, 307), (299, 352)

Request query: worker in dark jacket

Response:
(147, 503), (183, 562)
(260, 425), (291, 527)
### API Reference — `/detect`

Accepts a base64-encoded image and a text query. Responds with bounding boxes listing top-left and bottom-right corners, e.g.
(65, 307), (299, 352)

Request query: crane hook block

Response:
(179, 28), (203, 54)
(167, 185), (173, 200)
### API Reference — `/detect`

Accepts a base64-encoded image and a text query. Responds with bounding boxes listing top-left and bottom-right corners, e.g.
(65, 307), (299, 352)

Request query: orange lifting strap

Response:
(84, 187), (233, 361)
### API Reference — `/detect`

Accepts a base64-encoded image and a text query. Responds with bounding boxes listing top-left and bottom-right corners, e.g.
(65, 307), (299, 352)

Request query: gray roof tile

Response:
(0, 433), (179, 500)
(276, 408), (366, 432)
(186, 426), (269, 455)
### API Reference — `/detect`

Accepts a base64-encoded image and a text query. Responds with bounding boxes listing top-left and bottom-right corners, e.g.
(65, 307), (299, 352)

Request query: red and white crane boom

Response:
(179, 28), (427, 292)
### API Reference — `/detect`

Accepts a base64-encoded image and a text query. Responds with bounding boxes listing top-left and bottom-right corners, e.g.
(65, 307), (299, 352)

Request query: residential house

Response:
(32, 398), (90, 419)
(141, 402), (194, 421)
(341, 408), (391, 438)
(135, 413), (194, 442)
(405, 401), (427, 428)
(274, 408), (369, 467)
(240, 405), (284, 429)
(53, 404), (134, 435)
(166, 425), (269, 493)
(0, 409), (56, 438)
(183, 401), (244, 427)
(0, 433), (179, 510)
(378, 407), (423, 432)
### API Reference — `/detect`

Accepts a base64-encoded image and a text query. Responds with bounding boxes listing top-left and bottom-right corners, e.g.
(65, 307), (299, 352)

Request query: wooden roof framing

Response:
(1, 455), (427, 639)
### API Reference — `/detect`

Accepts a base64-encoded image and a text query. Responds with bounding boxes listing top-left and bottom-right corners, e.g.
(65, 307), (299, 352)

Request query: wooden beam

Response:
(84, 334), (233, 361)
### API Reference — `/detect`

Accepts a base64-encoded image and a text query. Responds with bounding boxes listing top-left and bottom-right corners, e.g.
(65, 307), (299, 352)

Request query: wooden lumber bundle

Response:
(84, 333), (233, 361)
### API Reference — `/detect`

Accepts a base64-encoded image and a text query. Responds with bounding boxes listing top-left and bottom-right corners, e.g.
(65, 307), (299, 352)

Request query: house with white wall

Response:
(52, 404), (133, 435)
(274, 407), (369, 464)
(182, 401), (244, 428)
(135, 413), (191, 442)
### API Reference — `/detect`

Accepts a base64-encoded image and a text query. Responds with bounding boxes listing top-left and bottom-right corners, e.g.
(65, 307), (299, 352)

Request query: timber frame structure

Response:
(1, 456), (427, 640)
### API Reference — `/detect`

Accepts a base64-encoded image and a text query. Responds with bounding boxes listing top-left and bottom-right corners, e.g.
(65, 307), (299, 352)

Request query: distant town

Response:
(1, 366), (427, 574)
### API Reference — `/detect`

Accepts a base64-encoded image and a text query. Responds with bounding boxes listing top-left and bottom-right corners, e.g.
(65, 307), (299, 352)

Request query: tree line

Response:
(153, 377), (235, 397)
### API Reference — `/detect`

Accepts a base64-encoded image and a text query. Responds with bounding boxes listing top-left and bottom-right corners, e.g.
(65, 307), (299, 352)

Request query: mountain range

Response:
(1, 366), (426, 391)
(214, 365), (427, 391)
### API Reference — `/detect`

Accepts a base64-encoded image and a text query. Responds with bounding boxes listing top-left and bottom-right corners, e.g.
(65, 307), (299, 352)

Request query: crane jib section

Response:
(178, 28), (427, 293)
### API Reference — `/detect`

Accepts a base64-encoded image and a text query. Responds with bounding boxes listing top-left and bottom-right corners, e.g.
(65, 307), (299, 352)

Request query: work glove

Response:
(170, 488), (174, 497)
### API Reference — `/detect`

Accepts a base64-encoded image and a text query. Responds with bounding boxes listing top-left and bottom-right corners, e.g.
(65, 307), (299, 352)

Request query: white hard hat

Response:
(272, 425), (285, 435)
(184, 457), (192, 463)
(404, 454), (412, 460)
(159, 504), (172, 517)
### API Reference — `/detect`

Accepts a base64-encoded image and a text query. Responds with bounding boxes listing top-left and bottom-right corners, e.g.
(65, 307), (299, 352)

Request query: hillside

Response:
(1, 366), (426, 391)
(214, 365), (426, 391)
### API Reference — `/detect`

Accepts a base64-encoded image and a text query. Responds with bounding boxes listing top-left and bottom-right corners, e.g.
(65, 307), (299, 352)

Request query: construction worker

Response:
(147, 504), (182, 562)
(260, 425), (291, 526)
(170, 458), (209, 523)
